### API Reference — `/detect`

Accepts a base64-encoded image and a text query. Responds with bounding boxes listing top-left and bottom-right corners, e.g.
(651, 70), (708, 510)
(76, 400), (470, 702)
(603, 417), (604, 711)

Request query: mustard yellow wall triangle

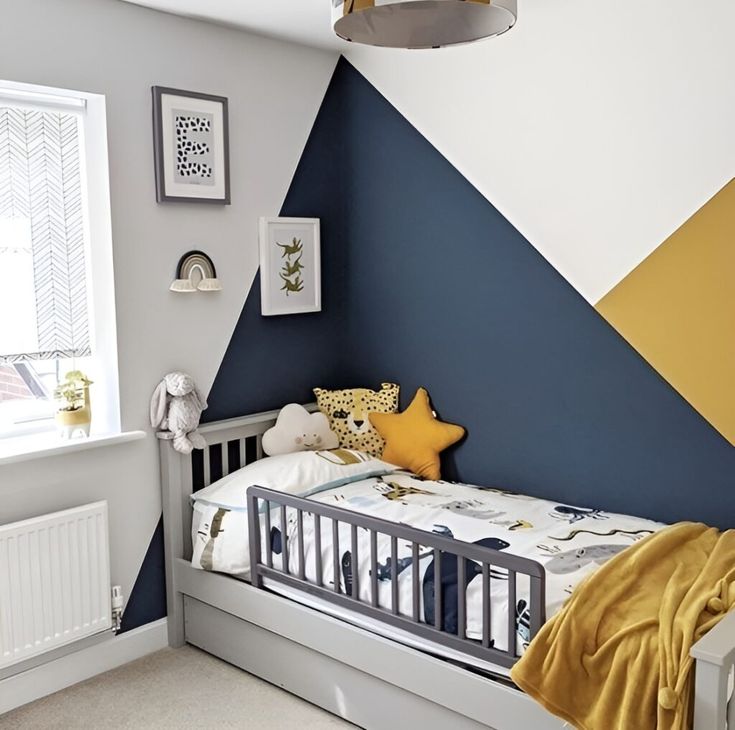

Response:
(596, 179), (735, 445)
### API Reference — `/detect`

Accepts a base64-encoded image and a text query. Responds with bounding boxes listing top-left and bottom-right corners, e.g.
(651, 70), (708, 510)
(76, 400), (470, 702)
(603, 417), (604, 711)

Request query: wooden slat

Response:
(507, 569), (516, 658)
(370, 530), (378, 607)
(482, 563), (491, 649)
(314, 514), (323, 586)
(181, 454), (194, 559)
(297, 509), (305, 580)
(332, 519), (340, 593)
(351, 524), (359, 599)
(434, 549), (442, 630)
(222, 441), (230, 475)
(529, 575), (544, 639)
(203, 446), (211, 487)
(412, 542), (420, 622)
(391, 536), (399, 615)
(263, 501), (272, 569)
(457, 556), (466, 640)
(281, 505), (289, 575)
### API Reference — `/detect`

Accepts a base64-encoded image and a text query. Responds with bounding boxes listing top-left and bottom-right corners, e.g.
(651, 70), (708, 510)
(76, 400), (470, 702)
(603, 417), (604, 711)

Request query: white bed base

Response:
(159, 407), (735, 730)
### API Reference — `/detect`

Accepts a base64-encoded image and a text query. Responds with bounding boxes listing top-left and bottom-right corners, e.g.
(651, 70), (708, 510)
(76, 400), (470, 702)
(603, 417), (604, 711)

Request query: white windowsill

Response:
(0, 430), (147, 467)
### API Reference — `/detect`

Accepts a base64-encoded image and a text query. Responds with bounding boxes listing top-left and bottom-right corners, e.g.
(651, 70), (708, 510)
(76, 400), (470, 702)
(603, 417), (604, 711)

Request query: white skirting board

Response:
(0, 618), (168, 715)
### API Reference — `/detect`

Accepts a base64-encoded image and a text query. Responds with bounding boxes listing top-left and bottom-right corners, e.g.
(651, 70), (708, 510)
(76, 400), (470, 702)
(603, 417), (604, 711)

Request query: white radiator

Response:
(0, 502), (112, 670)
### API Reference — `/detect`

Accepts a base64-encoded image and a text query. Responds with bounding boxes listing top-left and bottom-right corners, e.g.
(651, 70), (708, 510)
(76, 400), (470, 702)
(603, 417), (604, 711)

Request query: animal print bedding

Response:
(191, 472), (665, 654)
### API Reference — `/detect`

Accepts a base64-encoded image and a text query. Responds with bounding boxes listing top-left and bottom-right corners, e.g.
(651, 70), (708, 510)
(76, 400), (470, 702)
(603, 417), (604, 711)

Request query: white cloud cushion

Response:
(262, 404), (339, 456)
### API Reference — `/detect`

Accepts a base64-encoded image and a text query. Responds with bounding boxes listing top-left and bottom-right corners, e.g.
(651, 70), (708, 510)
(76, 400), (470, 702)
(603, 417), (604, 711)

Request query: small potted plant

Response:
(54, 370), (93, 438)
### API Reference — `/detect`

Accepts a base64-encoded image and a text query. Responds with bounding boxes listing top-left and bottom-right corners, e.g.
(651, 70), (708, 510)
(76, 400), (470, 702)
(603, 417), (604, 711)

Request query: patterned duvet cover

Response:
(192, 472), (664, 653)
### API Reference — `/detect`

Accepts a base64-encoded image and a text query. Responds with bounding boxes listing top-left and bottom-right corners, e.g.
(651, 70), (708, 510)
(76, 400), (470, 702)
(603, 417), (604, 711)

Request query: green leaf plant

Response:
(53, 370), (93, 412)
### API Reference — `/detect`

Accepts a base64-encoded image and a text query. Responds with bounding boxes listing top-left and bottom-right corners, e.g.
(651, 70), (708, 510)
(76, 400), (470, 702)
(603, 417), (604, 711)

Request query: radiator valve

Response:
(111, 585), (124, 633)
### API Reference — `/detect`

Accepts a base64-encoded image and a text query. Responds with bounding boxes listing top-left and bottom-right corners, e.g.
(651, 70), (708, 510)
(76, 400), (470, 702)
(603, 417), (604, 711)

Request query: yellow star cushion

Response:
(368, 388), (465, 480)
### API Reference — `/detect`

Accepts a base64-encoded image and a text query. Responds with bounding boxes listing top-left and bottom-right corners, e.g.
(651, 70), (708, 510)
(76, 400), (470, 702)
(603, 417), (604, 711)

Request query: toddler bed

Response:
(159, 406), (735, 730)
(191, 464), (665, 667)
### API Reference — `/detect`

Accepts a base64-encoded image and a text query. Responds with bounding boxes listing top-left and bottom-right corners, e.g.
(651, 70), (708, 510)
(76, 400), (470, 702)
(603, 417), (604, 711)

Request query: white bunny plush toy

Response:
(150, 371), (207, 454)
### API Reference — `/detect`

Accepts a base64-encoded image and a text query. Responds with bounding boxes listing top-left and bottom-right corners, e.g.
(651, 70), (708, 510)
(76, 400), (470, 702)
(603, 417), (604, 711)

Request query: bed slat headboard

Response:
(158, 404), (318, 558)
(159, 405), (320, 647)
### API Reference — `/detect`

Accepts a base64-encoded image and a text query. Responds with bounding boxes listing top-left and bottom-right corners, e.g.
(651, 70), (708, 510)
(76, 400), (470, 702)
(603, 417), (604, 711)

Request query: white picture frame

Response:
(259, 217), (321, 316)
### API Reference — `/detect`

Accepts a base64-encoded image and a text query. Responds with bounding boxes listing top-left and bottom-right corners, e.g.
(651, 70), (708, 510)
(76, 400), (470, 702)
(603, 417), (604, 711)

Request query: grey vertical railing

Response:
(370, 530), (378, 607)
(247, 485), (546, 669)
(314, 516), (322, 586)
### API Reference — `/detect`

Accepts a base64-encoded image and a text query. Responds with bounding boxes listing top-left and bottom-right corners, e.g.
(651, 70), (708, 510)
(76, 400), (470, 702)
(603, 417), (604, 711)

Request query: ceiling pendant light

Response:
(332, 0), (517, 50)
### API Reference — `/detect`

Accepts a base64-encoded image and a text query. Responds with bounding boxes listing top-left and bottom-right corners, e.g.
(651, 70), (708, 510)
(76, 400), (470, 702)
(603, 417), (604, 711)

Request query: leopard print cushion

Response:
(313, 383), (399, 457)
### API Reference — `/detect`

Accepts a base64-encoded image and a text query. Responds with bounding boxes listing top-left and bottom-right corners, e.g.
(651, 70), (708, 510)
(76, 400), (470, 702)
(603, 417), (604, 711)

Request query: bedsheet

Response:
(192, 472), (665, 653)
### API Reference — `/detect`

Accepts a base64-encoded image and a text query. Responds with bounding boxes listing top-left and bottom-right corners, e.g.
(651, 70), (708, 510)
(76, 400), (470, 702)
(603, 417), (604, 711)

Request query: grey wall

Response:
(0, 0), (337, 630)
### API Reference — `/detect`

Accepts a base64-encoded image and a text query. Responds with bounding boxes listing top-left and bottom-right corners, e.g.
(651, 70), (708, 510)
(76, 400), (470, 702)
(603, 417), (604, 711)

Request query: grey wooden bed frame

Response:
(159, 406), (735, 730)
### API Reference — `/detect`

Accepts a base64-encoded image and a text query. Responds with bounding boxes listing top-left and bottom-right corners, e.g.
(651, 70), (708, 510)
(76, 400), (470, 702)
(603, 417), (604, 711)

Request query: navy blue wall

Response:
(119, 518), (165, 633)
(208, 57), (735, 529)
(205, 65), (350, 421)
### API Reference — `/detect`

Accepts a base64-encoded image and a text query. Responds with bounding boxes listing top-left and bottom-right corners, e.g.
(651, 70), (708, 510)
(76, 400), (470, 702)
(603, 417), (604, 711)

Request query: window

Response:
(0, 82), (119, 440)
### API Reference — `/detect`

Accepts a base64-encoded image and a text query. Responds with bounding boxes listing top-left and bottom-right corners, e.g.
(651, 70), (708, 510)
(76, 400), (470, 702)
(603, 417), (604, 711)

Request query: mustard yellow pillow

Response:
(369, 387), (465, 480)
(313, 382), (399, 457)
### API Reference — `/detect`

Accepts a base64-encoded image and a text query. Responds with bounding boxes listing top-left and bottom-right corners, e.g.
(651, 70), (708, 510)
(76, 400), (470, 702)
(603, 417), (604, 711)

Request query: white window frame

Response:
(0, 80), (121, 440)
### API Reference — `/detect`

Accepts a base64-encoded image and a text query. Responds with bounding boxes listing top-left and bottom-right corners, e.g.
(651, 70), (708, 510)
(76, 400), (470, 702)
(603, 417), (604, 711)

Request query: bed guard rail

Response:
(247, 485), (546, 669)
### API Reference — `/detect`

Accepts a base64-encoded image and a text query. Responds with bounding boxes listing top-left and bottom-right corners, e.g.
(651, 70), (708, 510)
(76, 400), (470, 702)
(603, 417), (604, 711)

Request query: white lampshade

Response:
(333, 0), (517, 49)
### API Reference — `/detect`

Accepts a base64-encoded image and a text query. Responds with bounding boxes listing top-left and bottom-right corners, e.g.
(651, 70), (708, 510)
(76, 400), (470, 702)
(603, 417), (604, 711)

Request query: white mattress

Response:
(263, 578), (515, 676)
(192, 471), (665, 664)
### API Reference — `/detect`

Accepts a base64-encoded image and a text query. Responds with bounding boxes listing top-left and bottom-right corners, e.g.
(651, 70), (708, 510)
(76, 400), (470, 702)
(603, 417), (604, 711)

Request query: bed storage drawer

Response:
(184, 595), (491, 729)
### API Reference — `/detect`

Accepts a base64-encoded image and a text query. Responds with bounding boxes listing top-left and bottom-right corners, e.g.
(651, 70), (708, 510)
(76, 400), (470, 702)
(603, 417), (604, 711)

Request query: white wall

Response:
(344, 0), (735, 303)
(0, 0), (337, 619)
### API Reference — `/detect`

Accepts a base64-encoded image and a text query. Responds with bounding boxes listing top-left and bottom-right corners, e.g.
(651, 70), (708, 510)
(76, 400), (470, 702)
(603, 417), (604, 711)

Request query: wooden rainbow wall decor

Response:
(170, 250), (222, 292)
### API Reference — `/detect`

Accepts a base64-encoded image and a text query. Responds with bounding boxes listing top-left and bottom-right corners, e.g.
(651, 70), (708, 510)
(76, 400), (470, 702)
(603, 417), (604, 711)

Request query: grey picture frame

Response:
(152, 86), (231, 204)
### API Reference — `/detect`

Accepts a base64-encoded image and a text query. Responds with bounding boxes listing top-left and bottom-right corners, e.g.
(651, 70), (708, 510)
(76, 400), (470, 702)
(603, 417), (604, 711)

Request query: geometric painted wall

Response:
(127, 56), (735, 637)
(597, 179), (735, 446)
(204, 72), (351, 422)
(209, 58), (735, 530)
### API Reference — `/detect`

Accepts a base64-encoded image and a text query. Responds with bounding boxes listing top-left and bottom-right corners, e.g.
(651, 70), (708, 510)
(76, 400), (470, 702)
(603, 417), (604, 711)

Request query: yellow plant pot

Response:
(55, 386), (92, 438)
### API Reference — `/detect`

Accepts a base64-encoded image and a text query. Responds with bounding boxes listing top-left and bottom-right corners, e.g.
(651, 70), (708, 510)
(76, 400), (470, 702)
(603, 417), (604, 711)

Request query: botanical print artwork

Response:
(259, 217), (320, 315)
(173, 110), (214, 185)
(277, 236), (304, 296)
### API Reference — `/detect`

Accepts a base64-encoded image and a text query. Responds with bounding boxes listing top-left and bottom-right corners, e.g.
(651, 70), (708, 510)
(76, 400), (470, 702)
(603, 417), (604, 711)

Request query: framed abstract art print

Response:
(152, 86), (230, 204)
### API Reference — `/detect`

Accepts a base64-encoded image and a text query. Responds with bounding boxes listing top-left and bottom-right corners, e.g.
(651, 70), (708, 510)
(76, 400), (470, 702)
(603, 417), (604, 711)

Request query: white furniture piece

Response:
(158, 406), (735, 730)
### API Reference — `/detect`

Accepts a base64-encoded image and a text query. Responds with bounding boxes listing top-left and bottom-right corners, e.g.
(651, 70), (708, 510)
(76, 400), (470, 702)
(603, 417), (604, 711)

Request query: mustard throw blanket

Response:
(510, 522), (735, 730)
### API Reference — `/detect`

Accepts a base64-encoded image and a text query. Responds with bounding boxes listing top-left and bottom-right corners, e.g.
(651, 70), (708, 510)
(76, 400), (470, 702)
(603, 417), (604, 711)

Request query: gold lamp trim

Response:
(333, 0), (518, 49)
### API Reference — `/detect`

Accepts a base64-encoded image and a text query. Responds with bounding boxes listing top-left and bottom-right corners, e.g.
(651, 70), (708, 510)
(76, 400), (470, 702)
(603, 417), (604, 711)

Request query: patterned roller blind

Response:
(0, 106), (90, 363)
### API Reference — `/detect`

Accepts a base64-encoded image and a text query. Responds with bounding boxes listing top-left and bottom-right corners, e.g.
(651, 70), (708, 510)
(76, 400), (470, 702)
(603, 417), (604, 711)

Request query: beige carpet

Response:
(0, 646), (352, 729)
